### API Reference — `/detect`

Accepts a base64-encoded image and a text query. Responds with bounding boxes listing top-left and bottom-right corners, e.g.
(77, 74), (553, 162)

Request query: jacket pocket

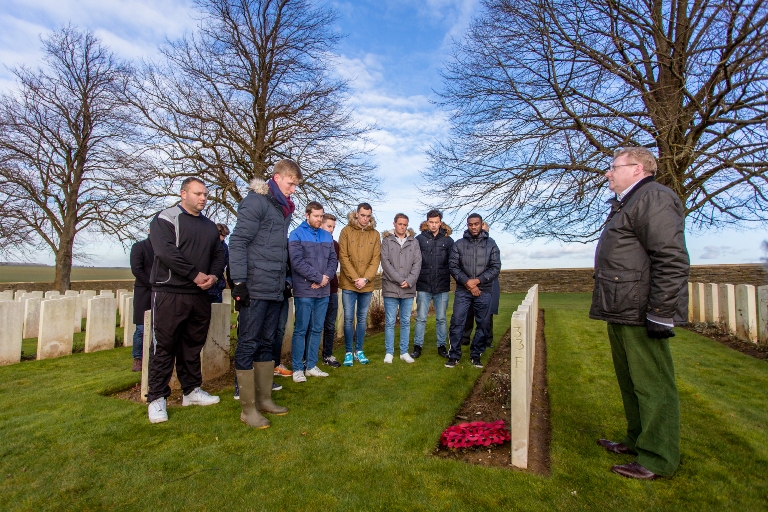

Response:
(595, 269), (642, 318)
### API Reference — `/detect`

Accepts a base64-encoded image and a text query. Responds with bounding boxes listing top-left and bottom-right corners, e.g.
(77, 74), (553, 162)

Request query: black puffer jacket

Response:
(229, 178), (291, 301)
(589, 180), (689, 326)
(449, 230), (501, 293)
(416, 221), (454, 294)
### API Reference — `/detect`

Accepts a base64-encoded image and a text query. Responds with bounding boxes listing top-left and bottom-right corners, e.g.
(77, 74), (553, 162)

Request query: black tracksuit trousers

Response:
(147, 291), (211, 402)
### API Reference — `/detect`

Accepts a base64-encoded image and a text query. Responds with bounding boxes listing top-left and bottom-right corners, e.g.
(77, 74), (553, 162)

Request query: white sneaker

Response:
(293, 370), (307, 382)
(383, 353), (393, 364)
(182, 387), (220, 406)
(148, 397), (168, 423)
(306, 366), (329, 377)
(400, 353), (415, 363)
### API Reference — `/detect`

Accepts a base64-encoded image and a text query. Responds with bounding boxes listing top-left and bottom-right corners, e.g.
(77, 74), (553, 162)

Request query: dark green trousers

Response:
(607, 323), (680, 476)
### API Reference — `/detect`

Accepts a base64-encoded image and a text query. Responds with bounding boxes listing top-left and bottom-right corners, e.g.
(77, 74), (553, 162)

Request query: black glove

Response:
(233, 282), (250, 311)
(646, 317), (675, 339)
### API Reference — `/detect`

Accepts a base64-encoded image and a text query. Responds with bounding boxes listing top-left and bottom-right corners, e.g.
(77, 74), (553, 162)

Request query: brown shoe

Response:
(132, 358), (142, 372)
(611, 461), (657, 480)
(597, 438), (637, 455)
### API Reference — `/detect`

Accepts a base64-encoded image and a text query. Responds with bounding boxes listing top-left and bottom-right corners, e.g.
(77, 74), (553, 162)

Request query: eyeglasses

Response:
(607, 163), (638, 173)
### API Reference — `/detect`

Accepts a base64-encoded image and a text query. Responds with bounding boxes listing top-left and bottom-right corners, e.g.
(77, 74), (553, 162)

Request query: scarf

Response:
(268, 177), (295, 218)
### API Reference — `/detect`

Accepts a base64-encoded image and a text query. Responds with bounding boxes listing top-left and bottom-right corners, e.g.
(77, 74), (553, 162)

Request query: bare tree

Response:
(131, 0), (379, 219)
(426, 0), (768, 241)
(0, 26), (160, 291)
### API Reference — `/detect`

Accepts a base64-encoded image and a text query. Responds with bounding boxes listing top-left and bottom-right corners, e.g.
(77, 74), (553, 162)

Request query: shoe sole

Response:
(149, 416), (168, 424)
(182, 399), (220, 407)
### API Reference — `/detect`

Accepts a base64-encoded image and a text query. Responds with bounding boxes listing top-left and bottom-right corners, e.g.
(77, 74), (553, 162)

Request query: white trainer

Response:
(148, 397), (168, 423)
(383, 353), (393, 364)
(400, 353), (415, 363)
(182, 387), (220, 406)
(293, 370), (307, 382)
(306, 366), (329, 377)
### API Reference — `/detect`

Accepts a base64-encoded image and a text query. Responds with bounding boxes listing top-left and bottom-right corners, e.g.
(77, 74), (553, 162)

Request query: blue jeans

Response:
(235, 299), (282, 370)
(273, 297), (291, 366)
(132, 324), (144, 359)
(384, 297), (414, 355)
(413, 291), (449, 348)
(448, 290), (492, 360)
(291, 297), (329, 371)
(342, 290), (372, 353)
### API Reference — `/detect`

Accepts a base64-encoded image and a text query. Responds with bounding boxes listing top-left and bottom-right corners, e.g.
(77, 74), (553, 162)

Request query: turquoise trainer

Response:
(343, 352), (354, 366)
(354, 350), (369, 364)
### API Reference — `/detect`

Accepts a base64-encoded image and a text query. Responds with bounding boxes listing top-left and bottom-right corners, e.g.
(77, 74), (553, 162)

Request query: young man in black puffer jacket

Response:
(445, 213), (501, 369)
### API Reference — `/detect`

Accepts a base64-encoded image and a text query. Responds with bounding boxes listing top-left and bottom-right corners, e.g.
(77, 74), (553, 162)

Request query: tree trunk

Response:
(53, 227), (76, 293)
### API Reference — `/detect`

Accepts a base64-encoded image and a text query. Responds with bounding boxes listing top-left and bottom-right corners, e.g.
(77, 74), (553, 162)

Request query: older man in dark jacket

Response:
(413, 209), (453, 358)
(229, 159), (300, 429)
(445, 213), (501, 369)
(590, 147), (689, 480)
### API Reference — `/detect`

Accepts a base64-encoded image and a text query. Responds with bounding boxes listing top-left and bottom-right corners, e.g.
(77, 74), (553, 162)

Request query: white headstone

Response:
(201, 303), (231, 381)
(22, 297), (42, 339)
(0, 301), (24, 365)
(704, 283), (719, 323)
(335, 290), (343, 340)
(222, 289), (232, 305)
(36, 298), (75, 360)
(123, 298), (135, 348)
(141, 310), (151, 403)
(281, 297), (295, 361)
(0, 291), (14, 302)
(14, 290), (27, 301)
(693, 283), (706, 322)
(21, 291), (43, 300)
(735, 284), (757, 343)
(687, 282), (693, 323)
(718, 284), (736, 334)
(44, 290), (60, 299)
(120, 294), (133, 328)
(65, 291), (83, 333)
(84, 297), (117, 352)
(100, 290), (114, 298)
(79, 290), (97, 318)
(758, 286), (768, 345)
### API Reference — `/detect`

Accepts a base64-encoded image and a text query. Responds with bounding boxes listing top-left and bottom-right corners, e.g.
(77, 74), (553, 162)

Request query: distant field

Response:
(0, 266), (133, 283)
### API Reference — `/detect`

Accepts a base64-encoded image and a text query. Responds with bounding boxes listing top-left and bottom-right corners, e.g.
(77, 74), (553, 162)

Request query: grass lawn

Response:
(0, 293), (766, 511)
(0, 266), (134, 283)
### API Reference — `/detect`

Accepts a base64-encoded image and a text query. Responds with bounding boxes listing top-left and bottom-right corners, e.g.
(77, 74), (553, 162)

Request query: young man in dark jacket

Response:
(146, 177), (225, 424)
(288, 201), (337, 382)
(445, 213), (501, 369)
(590, 147), (689, 480)
(130, 230), (154, 372)
(413, 209), (454, 358)
(229, 159), (300, 429)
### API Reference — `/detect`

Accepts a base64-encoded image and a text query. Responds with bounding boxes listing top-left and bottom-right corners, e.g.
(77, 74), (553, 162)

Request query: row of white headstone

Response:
(688, 282), (766, 344)
(509, 284), (540, 470)
(0, 289), (134, 366)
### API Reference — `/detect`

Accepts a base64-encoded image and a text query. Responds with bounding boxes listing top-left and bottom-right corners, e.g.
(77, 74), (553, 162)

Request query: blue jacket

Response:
(229, 179), (291, 301)
(288, 220), (338, 298)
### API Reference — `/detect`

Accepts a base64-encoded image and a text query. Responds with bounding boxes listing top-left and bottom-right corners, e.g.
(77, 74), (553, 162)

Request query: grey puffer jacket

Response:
(380, 229), (422, 299)
(449, 230), (501, 293)
(229, 178), (291, 301)
(589, 179), (689, 326)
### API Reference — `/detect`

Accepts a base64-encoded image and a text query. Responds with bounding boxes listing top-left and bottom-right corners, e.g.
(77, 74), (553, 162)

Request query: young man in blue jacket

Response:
(288, 201), (338, 382)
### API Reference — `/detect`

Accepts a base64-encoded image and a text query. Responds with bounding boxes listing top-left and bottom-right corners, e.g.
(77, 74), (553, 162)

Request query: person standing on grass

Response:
(590, 147), (689, 480)
(146, 177), (225, 424)
(129, 228), (154, 372)
(229, 159), (300, 429)
(413, 209), (454, 359)
(460, 222), (500, 348)
(288, 201), (338, 382)
(445, 213), (501, 369)
(206, 223), (233, 303)
(338, 202), (380, 366)
(319, 213), (342, 368)
(380, 213), (421, 364)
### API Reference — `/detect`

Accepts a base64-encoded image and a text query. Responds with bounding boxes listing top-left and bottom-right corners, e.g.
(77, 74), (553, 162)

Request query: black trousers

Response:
(147, 292), (211, 402)
(461, 308), (494, 345)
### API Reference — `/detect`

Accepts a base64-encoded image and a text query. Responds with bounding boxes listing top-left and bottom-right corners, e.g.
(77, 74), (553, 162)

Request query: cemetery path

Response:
(433, 310), (550, 474)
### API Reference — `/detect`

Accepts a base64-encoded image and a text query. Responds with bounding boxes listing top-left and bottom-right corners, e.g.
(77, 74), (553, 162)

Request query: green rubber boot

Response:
(235, 369), (270, 429)
(253, 361), (289, 415)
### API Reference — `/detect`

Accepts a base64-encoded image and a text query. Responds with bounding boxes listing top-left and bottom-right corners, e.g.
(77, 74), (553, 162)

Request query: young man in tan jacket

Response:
(338, 202), (380, 366)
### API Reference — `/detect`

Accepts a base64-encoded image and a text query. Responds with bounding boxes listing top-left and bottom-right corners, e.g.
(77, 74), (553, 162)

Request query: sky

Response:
(1, 0), (765, 268)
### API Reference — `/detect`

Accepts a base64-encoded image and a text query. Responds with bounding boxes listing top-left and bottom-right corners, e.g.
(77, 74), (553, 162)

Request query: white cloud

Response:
(528, 244), (596, 260)
(700, 245), (739, 260)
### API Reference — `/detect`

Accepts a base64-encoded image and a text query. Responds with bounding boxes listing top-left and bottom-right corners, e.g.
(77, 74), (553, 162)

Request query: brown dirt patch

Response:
(113, 363), (237, 406)
(684, 323), (768, 360)
(433, 310), (551, 475)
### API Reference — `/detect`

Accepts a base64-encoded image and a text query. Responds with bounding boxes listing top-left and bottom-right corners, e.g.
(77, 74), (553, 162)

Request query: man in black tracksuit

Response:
(445, 213), (501, 369)
(146, 177), (225, 424)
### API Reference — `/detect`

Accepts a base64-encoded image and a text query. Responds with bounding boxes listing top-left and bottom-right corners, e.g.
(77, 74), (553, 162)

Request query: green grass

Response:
(1, 293), (766, 511)
(0, 266), (133, 283)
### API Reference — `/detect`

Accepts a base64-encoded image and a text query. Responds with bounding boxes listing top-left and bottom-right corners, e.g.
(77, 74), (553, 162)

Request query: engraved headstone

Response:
(84, 297), (117, 352)
(704, 283), (719, 323)
(0, 291), (14, 301)
(735, 284), (757, 343)
(222, 289), (232, 305)
(22, 297), (42, 339)
(36, 298), (75, 360)
(65, 291), (82, 333)
(123, 297), (135, 348)
(120, 294), (133, 328)
(718, 284), (736, 334)
(0, 301), (24, 365)
(758, 286), (768, 345)
(79, 290), (97, 318)
(687, 282), (693, 323)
